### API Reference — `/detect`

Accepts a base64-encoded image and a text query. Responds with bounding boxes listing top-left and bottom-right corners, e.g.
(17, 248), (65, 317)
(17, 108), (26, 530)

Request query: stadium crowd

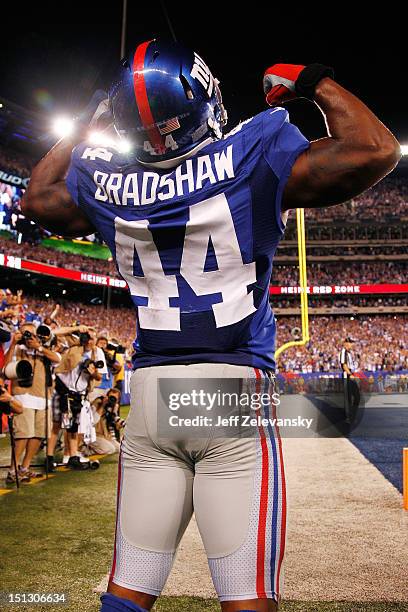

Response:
(272, 296), (408, 309)
(303, 177), (408, 222)
(0, 291), (133, 348)
(0, 146), (33, 177)
(0, 289), (130, 479)
(1, 288), (406, 375)
(1, 141), (407, 216)
(0, 169), (407, 484)
(1, 284), (407, 484)
(0, 236), (117, 275)
(276, 315), (408, 372)
(272, 261), (407, 285)
(284, 221), (408, 241)
(0, 234), (406, 286)
(276, 245), (407, 257)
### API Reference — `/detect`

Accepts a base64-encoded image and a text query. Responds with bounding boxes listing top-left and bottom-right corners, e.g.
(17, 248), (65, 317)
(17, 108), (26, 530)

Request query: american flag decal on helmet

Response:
(158, 117), (181, 135)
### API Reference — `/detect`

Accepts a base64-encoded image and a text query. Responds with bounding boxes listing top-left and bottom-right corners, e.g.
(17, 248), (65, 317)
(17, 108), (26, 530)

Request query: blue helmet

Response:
(109, 39), (228, 163)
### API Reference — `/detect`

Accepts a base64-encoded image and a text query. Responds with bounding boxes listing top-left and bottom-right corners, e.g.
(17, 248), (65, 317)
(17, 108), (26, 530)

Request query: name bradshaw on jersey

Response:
(66, 108), (310, 370)
(85, 144), (234, 207)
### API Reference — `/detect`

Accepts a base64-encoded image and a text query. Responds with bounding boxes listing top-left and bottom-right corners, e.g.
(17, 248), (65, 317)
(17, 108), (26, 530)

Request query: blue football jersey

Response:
(66, 108), (309, 370)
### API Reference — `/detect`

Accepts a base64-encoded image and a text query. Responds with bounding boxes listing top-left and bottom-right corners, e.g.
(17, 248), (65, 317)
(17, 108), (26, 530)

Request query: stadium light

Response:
(89, 131), (132, 153)
(401, 144), (408, 156)
(52, 116), (75, 138)
(118, 139), (132, 153)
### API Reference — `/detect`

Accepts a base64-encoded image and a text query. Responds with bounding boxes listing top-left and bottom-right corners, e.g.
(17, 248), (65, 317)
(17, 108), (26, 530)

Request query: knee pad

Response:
(100, 593), (148, 612)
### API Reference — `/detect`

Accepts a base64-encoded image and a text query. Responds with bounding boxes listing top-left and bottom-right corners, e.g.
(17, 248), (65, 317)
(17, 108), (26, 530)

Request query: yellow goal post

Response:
(275, 207), (310, 360)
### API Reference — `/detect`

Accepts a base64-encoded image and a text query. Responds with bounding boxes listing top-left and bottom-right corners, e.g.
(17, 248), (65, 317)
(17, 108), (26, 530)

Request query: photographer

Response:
(111, 339), (126, 393)
(95, 336), (121, 394)
(48, 328), (103, 470)
(88, 388), (124, 455)
(0, 375), (23, 485)
(0, 375), (23, 415)
(3, 323), (61, 481)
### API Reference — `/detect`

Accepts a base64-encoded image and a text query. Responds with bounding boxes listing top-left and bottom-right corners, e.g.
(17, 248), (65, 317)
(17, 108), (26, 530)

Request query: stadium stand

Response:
(276, 315), (408, 372)
(0, 143), (406, 374)
(0, 288), (406, 373)
(0, 236), (116, 275)
(0, 144), (33, 177)
(1, 234), (407, 283)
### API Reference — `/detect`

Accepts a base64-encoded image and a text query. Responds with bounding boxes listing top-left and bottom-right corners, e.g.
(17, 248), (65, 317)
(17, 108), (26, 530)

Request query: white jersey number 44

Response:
(114, 193), (256, 331)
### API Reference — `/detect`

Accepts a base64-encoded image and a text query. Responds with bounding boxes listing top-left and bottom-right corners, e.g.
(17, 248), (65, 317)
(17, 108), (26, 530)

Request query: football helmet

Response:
(109, 39), (228, 163)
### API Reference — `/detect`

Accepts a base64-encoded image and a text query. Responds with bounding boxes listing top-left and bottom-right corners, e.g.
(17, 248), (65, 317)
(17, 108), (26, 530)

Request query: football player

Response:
(22, 40), (400, 612)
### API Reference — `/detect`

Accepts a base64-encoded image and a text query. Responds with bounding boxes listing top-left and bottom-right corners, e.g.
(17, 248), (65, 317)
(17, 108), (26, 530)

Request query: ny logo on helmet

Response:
(190, 53), (214, 97)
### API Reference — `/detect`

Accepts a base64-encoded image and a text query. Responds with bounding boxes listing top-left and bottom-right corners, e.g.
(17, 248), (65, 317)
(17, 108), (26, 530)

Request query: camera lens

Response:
(37, 324), (51, 339)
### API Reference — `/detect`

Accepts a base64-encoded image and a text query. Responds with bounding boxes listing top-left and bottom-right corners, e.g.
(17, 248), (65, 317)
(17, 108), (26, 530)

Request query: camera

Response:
(107, 341), (125, 354)
(21, 329), (34, 345)
(71, 331), (92, 346)
(79, 331), (91, 346)
(36, 324), (56, 348)
(0, 321), (11, 343)
(103, 395), (125, 436)
(107, 394), (117, 408)
(103, 341), (125, 373)
(104, 351), (117, 371)
(2, 360), (34, 388)
(0, 386), (12, 416)
(80, 358), (104, 374)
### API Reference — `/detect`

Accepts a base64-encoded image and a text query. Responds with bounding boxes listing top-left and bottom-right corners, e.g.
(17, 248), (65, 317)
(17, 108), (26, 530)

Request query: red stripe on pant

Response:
(132, 41), (165, 154)
(254, 367), (269, 598)
(272, 400), (287, 596)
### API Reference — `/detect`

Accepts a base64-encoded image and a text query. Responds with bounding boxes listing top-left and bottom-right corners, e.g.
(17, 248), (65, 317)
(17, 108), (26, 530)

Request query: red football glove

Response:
(263, 64), (305, 106)
(263, 63), (334, 106)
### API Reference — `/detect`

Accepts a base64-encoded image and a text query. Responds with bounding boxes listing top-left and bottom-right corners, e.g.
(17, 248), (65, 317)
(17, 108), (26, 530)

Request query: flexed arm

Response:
(21, 137), (95, 236)
(21, 91), (110, 236)
(263, 64), (401, 210)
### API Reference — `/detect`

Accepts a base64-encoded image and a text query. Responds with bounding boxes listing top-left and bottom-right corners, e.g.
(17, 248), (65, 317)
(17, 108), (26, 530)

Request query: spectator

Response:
(48, 329), (103, 470)
(3, 323), (61, 482)
(88, 388), (124, 455)
(94, 336), (118, 394)
(0, 373), (24, 484)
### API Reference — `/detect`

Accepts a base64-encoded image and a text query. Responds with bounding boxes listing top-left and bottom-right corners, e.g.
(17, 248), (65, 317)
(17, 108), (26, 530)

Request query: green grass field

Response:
(1, 436), (407, 612)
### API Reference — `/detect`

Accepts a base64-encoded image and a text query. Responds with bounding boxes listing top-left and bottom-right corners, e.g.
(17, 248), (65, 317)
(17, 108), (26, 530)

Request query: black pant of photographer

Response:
(0, 412), (21, 487)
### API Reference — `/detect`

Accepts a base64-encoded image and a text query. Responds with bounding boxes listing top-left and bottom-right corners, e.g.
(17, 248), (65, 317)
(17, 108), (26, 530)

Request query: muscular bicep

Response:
(282, 78), (400, 211)
(21, 180), (95, 237)
(282, 136), (392, 210)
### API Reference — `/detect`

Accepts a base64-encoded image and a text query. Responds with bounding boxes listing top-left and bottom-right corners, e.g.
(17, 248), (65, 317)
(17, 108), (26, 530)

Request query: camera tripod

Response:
(0, 413), (20, 488)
